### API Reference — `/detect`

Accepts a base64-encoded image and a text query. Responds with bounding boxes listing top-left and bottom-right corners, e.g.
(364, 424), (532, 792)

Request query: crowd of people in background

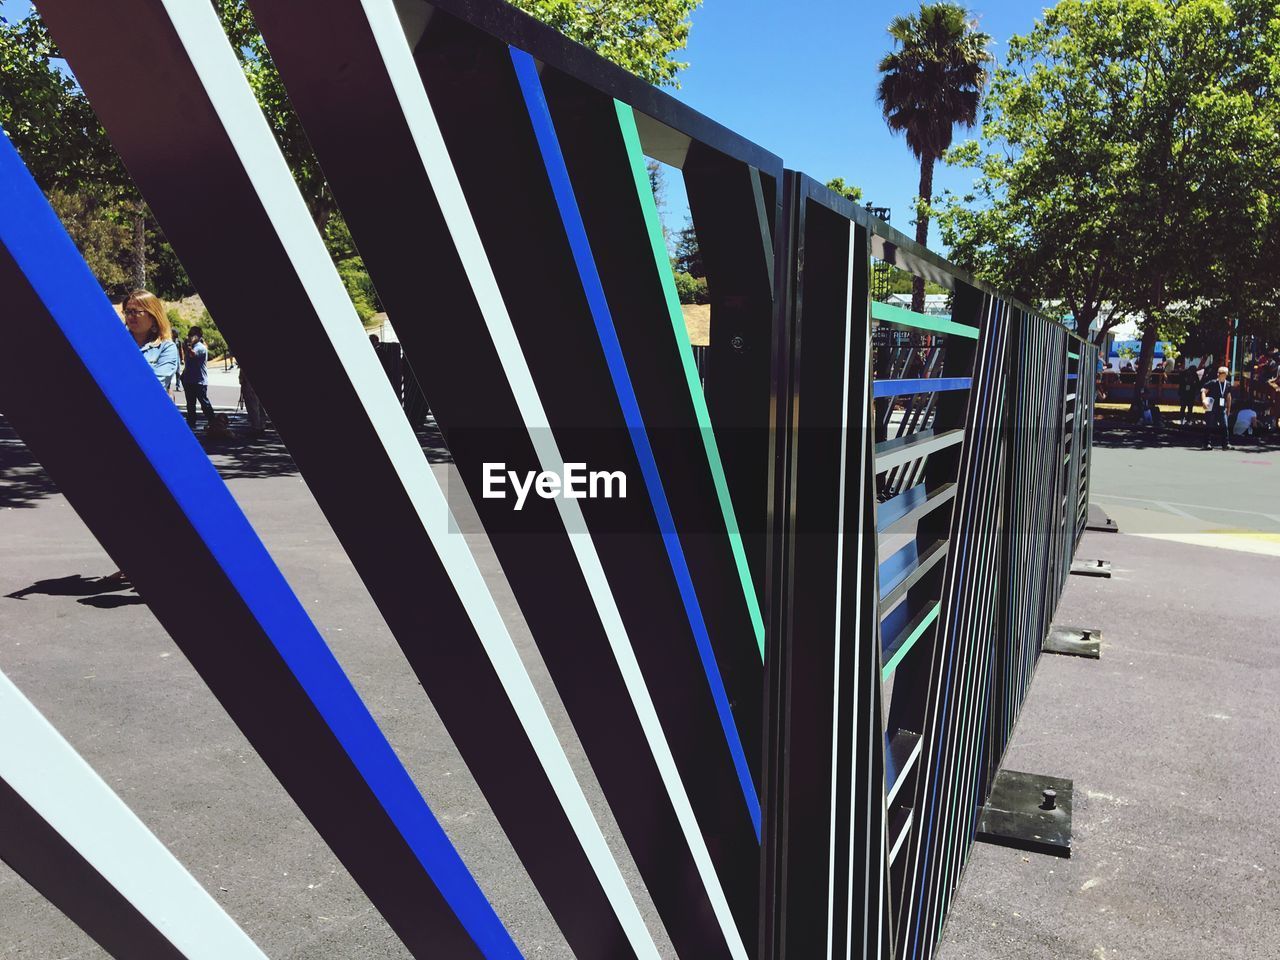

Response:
(1106, 348), (1280, 448)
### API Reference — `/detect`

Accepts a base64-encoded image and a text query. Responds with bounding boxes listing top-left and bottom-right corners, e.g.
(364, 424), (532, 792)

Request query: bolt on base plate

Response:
(1044, 625), (1101, 659)
(1085, 502), (1119, 533)
(976, 769), (1073, 858)
(1070, 558), (1112, 578)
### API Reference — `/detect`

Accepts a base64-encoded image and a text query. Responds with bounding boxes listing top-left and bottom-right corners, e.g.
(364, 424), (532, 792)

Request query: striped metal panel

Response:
(2, 2), (1095, 958)
(0, 129), (516, 958)
(27, 2), (657, 955)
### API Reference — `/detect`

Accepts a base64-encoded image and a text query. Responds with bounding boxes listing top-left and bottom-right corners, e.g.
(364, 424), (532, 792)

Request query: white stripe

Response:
(357, 2), (748, 957)
(1094, 493), (1280, 523)
(826, 218), (858, 959)
(888, 810), (913, 862)
(0, 670), (267, 959)
(155, 3), (657, 954)
(840, 221), (880, 960)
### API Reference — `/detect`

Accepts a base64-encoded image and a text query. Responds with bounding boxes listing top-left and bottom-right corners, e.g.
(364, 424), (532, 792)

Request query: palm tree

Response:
(877, 3), (992, 312)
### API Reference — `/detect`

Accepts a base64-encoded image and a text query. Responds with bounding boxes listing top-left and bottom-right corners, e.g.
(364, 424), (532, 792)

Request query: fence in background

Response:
(0, 1), (1094, 958)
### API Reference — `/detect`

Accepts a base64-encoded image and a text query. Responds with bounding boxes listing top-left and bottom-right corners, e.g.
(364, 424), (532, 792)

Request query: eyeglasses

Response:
(124, 308), (148, 318)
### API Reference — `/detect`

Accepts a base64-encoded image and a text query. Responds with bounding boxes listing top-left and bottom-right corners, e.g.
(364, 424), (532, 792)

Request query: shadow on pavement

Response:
(0, 419), (60, 508)
(78, 593), (146, 608)
(6, 574), (131, 601)
(1092, 416), (1276, 453)
(198, 414), (453, 476)
(6, 574), (144, 608)
(1, 411), (455, 507)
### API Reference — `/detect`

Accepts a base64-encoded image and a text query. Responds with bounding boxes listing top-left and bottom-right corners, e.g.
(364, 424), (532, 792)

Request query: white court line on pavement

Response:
(1155, 501), (1200, 521)
(1093, 492), (1279, 523)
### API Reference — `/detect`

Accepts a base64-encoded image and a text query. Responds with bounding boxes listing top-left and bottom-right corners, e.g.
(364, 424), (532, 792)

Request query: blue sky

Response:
(667, 0), (1054, 248)
(3, 0), (1053, 250)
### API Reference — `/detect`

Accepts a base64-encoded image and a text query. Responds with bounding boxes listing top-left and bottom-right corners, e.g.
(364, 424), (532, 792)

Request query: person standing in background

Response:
(1177, 363), (1200, 427)
(1201, 366), (1234, 451)
(104, 290), (178, 586)
(181, 324), (218, 430)
(122, 291), (178, 391)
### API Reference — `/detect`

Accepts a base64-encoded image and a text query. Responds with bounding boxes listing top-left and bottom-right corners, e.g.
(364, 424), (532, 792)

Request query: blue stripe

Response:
(878, 540), (919, 595)
(873, 377), (972, 398)
(510, 47), (761, 838)
(879, 597), (914, 643)
(0, 131), (520, 959)
(1066, 373), (1079, 381)
(877, 482), (929, 533)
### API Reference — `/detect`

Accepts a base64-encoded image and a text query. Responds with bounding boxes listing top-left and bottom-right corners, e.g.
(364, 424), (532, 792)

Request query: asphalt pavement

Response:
(0, 415), (1275, 959)
(936, 434), (1279, 960)
(936, 526), (1279, 960)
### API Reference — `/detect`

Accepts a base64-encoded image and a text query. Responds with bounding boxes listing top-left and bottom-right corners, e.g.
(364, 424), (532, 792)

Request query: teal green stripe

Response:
(881, 601), (940, 681)
(871, 300), (979, 339)
(614, 102), (765, 660)
(1067, 351), (1080, 360)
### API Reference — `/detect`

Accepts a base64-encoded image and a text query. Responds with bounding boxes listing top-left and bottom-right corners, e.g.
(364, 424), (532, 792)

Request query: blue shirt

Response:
(182, 340), (209, 386)
(142, 339), (179, 390)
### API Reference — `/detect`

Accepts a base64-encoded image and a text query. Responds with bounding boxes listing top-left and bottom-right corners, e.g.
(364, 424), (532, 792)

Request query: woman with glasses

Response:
(102, 290), (178, 585)
(121, 290), (179, 390)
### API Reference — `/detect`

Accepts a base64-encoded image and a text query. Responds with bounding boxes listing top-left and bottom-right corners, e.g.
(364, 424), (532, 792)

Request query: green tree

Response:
(0, 12), (124, 193)
(214, 0), (337, 232)
(0, 10), (151, 289)
(938, 0), (1280, 384)
(0, 10), (208, 296)
(876, 2), (992, 313)
(45, 187), (133, 290)
(825, 177), (864, 204)
(672, 217), (703, 277)
(673, 270), (709, 304)
(507, 0), (702, 86)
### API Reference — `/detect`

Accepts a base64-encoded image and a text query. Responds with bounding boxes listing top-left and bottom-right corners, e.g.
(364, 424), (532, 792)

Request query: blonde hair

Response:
(123, 290), (172, 344)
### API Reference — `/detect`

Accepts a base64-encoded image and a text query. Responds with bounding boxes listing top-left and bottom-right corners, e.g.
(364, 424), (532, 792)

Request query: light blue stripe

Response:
(510, 47), (761, 837)
(0, 130), (519, 958)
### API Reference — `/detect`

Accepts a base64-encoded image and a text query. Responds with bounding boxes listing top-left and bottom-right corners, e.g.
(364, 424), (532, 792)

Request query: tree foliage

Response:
(4, 0), (705, 311)
(45, 187), (134, 290)
(825, 177), (865, 204)
(1, 10), (189, 296)
(0, 10), (152, 291)
(507, 0), (702, 86)
(214, 0), (337, 231)
(0, 12), (124, 191)
(938, 0), (1280, 370)
(876, 3), (992, 312)
(672, 217), (703, 277)
(673, 270), (709, 304)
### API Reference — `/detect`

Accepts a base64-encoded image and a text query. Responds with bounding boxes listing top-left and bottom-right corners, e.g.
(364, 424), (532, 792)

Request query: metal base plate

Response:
(976, 769), (1073, 858)
(1085, 502), (1119, 533)
(1070, 558), (1112, 578)
(1044, 625), (1101, 659)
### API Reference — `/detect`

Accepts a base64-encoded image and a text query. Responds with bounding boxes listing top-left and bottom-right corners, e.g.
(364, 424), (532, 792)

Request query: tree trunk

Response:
(1075, 305), (1097, 342)
(912, 153), (936, 314)
(1134, 320), (1160, 405)
(130, 201), (147, 291)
